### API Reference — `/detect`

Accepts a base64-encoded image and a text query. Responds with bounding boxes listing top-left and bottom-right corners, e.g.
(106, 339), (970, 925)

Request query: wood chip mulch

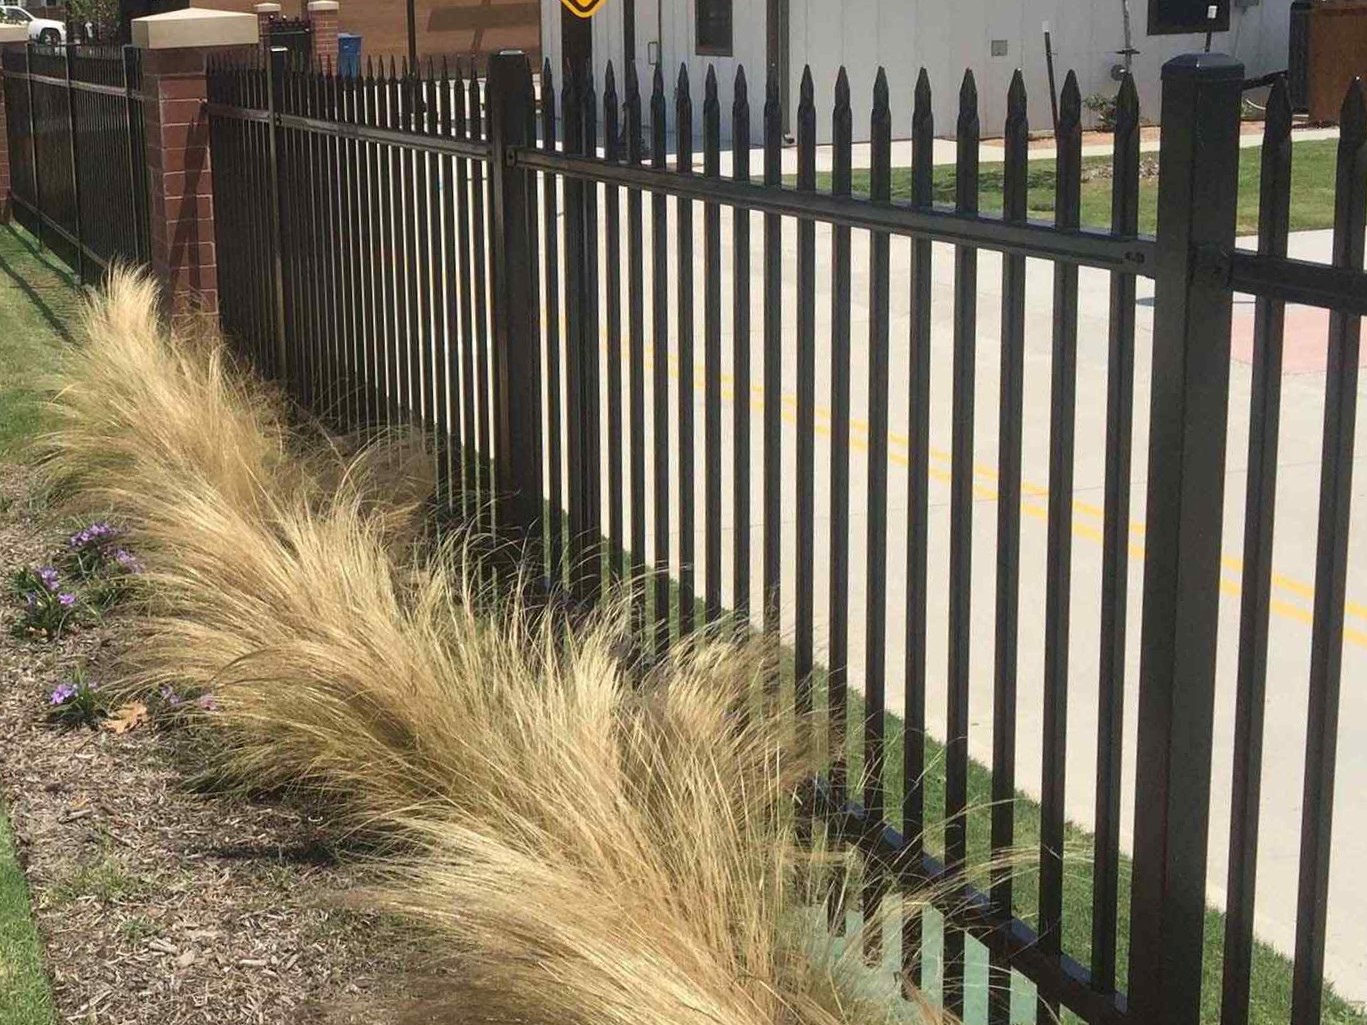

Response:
(0, 463), (418, 1025)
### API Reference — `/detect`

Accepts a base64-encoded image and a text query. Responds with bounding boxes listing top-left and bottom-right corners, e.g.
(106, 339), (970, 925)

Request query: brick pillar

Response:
(0, 25), (27, 224)
(254, 2), (281, 44)
(307, 0), (339, 70)
(133, 9), (258, 316)
(0, 69), (10, 225)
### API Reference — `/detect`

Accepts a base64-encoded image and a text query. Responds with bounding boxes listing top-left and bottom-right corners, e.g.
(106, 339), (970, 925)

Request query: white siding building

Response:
(539, 0), (1294, 143)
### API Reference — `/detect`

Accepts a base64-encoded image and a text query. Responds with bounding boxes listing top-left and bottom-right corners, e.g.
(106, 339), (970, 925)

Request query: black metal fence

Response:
(201, 46), (1366, 1025)
(1, 43), (150, 278)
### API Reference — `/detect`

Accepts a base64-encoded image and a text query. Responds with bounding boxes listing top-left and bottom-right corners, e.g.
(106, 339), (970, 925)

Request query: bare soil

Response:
(0, 463), (415, 1025)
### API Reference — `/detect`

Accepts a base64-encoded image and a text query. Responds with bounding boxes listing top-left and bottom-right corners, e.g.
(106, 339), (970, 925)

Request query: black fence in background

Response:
(200, 46), (1364, 1025)
(262, 16), (312, 65)
(0, 43), (149, 278)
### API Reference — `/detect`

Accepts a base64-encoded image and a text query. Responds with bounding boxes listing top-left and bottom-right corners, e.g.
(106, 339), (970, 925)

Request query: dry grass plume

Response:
(36, 270), (947, 1025)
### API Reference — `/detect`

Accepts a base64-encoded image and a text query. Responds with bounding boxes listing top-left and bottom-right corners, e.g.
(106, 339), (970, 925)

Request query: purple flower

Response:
(112, 549), (144, 575)
(195, 694), (217, 712)
(36, 566), (59, 591)
(159, 685), (181, 707)
(68, 522), (118, 550)
(49, 682), (77, 705)
(24, 593), (36, 609)
(57, 593), (76, 608)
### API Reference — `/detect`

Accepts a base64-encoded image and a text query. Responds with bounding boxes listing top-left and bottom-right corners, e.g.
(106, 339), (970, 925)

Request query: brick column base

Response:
(142, 48), (218, 315)
(133, 7), (258, 316)
(0, 75), (10, 224)
(255, 2), (282, 44)
(307, 0), (339, 71)
(0, 25), (25, 223)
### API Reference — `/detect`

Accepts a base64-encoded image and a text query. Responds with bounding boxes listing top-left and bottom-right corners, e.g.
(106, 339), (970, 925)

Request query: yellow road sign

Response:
(560, 0), (607, 17)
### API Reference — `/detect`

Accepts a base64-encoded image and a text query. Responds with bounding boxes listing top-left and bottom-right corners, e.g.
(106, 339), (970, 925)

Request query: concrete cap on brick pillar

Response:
(0, 24), (27, 42)
(132, 7), (260, 50)
(306, 0), (339, 9)
(254, 2), (281, 11)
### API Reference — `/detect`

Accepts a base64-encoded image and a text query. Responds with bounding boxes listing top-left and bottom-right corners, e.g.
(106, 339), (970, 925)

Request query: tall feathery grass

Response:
(37, 270), (946, 1025)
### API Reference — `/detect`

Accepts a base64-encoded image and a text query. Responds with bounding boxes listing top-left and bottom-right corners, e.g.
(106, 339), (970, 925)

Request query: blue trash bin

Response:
(338, 32), (361, 78)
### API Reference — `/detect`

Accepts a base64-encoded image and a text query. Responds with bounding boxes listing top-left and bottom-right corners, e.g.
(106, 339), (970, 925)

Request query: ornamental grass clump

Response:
(37, 270), (307, 523)
(37, 272), (946, 1025)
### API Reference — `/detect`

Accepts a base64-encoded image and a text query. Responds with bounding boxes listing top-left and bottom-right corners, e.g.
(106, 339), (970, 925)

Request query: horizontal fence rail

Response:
(1, 43), (149, 276)
(198, 44), (1367, 1025)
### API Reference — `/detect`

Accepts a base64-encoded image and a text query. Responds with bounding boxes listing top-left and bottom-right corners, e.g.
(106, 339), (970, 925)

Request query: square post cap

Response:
(132, 7), (260, 49)
(1162, 52), (1245, 82)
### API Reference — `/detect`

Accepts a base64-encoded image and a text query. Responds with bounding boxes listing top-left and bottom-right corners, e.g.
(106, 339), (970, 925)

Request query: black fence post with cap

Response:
(264, 45), (289, 385)
(63, 42), (84, 283)
(486, 49), (542, 556)
(121, 45), (146, 264)
(1127, 51), (1243, 1025)
(23, 43), (39, 250)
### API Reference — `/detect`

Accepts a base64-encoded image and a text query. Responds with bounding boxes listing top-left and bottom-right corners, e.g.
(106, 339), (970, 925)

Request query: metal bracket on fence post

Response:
(1127, 51), (1243, 1025)
(486, 50), (542, 561)
(264, 46), (289, 384)
(23, 43), (40, 250)
(64, 41), (84, 283)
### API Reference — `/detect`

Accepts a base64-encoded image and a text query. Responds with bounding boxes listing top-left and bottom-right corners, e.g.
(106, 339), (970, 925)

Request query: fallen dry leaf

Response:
(102, 701), (148, 735)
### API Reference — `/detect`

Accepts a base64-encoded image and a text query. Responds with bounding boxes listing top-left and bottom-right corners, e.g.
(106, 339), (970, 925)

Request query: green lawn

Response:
(834, 691), (1367, 1025)
(1, 807), (56, 1025)
(0, 223), (79, 1025)
(808, 137), (1342, 237)
(0, 224), (80, 454)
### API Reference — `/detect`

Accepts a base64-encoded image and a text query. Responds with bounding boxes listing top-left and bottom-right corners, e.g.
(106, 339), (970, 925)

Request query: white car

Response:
(0, 6), (65, 45)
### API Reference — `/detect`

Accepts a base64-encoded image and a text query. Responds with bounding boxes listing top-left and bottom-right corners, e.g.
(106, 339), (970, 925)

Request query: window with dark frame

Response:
(696, 0), (732, 55)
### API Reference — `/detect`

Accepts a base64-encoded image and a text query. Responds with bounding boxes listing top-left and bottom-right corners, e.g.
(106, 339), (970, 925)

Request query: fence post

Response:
(254, 2), (281, 43)
(561, 61), (601, 600)
(24, 44), (39, 249)
(305, 0), (338, 70)
(121, 45), (145, 263)
(0, 36), (20, 224)
(63, 43), (85, 283)
(486, 50), (542, 555)
(132, 7), (257, 316)
(1127, 52), (1242, 1025)
(264, 44), (288, 382)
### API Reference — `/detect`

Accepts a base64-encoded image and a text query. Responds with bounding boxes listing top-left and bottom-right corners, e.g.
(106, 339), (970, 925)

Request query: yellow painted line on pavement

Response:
(585, 337), (1365, 646)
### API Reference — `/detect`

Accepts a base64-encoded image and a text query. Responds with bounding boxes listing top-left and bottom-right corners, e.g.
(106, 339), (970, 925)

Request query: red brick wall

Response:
(307, 1), (339, 69)
(255, 1), (282, 40)
(0, 78), (10, 224)
(141, 47), (222, 314)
